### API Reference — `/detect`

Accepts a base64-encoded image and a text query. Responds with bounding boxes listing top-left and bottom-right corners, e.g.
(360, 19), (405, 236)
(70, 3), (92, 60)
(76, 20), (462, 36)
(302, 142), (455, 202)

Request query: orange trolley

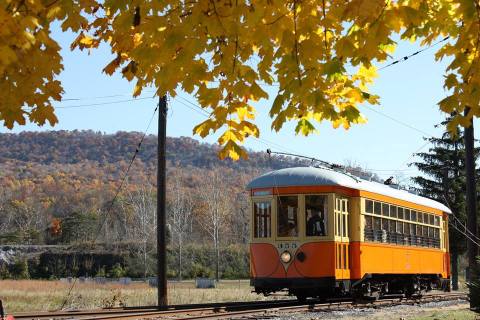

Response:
(247, 166), (451, 300)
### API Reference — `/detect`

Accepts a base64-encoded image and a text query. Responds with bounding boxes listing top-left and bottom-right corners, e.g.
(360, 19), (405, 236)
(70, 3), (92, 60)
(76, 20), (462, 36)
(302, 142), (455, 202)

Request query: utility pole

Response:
(157, 95), (168, 307)
(464, 106), (478, 308)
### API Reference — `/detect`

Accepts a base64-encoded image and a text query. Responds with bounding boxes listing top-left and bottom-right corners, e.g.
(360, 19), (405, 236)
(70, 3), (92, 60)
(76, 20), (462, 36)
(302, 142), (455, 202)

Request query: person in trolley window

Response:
(306, 206), (326, 236)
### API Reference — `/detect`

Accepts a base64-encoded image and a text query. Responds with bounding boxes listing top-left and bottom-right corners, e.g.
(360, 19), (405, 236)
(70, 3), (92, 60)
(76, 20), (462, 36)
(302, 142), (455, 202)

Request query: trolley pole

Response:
(464, 106), (478, 308)
(157, 95), (168, 307)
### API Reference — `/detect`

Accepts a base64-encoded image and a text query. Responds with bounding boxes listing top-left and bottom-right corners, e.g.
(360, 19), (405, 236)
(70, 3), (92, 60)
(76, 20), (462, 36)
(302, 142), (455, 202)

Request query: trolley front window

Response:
(305, 195), (328, 236)
(277, 196), (298, 237)
(253, 201), (271, 238)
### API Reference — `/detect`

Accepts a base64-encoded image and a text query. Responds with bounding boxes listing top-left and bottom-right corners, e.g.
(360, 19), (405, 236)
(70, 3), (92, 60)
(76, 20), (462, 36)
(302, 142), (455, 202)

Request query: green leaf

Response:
(323, 58), (345, 78)
(295, 119), (317, 136)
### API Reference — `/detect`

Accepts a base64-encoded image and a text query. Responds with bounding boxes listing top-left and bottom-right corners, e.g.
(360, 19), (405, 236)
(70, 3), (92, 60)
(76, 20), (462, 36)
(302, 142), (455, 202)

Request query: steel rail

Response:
(173, 293), (468, 320)
(12, 292), (467, 320)
(13, 299), (300, 320)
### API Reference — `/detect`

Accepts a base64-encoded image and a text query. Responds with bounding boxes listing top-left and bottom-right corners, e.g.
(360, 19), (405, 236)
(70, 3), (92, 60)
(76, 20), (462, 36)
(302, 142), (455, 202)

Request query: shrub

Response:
(0, 264), (11, 279)
(188, 263), (213, 278)
(10, 259), (30, 279)
(108, 263), (126, 278)
(96, 266), (106, 277)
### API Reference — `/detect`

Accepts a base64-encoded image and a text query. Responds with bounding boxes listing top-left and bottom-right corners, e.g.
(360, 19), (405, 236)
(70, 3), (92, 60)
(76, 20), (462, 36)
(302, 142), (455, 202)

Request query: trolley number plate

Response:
(277, 242), (298, 250)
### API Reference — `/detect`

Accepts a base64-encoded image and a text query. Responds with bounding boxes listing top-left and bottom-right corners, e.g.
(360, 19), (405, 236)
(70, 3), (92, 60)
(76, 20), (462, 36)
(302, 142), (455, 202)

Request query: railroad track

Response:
(12, 292), (467, 320)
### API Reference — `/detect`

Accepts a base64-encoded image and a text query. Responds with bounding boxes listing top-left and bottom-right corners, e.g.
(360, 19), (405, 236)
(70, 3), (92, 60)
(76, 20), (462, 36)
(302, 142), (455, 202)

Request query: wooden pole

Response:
(157, 95), (168, 307)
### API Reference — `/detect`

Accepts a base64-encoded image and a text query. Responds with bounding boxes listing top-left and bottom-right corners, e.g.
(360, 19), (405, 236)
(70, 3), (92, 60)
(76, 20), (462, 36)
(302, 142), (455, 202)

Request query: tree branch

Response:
(292, 0), (302, 86)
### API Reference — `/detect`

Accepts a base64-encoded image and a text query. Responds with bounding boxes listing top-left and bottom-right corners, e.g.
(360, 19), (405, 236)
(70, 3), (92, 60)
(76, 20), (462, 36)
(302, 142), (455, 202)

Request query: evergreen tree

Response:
(411, 123), (468, 290)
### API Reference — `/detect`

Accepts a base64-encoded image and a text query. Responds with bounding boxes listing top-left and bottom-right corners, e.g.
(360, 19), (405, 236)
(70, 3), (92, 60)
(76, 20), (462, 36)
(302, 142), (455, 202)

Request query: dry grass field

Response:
(0, 279), (278, 313)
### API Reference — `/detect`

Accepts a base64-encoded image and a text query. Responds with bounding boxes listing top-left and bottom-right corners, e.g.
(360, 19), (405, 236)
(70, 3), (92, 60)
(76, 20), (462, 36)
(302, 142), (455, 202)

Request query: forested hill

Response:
(0, 130), (303, 170)
(0, 131), (379, 281)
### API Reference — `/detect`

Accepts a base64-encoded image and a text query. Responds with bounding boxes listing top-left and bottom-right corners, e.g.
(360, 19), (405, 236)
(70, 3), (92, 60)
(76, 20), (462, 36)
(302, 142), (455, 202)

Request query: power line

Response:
(378, 36), (450, 71)
(59, 35), (447, 104)
(174, 94), (438, 176)
(450, 219), (480, 248)
(56, 104), (158, 311)
(61, 90), (157, 101)
(364, 35), (450, 178)
(55, 96), (154, 109)
(62, 94), (125, 101)
(364, 105), (434, 137)
(94, 105), (158, 240)
(174, 94), (302, 155)
(442, 193), (480, 243)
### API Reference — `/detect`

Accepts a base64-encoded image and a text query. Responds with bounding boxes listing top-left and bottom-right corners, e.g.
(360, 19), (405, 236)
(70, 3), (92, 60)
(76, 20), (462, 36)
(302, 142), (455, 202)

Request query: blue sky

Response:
(2, 27), (476, 185)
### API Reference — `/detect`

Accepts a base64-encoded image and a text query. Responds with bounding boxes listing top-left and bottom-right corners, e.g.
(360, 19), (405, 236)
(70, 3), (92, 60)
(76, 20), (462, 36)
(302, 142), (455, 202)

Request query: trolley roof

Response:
(247, 166), (451, 213)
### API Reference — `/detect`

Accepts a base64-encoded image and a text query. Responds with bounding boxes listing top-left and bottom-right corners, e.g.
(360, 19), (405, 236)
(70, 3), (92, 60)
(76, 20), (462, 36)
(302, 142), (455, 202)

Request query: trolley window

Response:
(374, 202), (381, 215)
(277, 196), (298, 237)
(396, 221), (403, 233)
(365, 200), (373, 213)
(390, 205), (398, 219)
(398, 207), (404, 219)
(382, 203), (390, 216)
(253, 201), (272, 238)
(365, 215), (373, 229)
(305, 195), (328, 236)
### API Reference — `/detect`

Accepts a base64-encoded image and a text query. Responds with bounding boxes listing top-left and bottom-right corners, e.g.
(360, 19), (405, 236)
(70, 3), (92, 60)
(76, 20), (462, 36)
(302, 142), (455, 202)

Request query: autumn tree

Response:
(411, 124), (467, 291)
(0, 0), (97, 128)
(230, 191), (250, 245)
(167, 170), (195, 280)
(197, 171), (232, 281)
(4, 1), (480, 160)
(124, 186), (157, 278)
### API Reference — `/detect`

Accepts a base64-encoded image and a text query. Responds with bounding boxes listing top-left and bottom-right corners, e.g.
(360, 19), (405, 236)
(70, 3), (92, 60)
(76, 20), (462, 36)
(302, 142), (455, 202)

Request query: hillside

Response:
(0, 131), (382, 280)
(0, 131), (309, 279)
(0, 130), (303, 170)
(0, 131), (303, 248)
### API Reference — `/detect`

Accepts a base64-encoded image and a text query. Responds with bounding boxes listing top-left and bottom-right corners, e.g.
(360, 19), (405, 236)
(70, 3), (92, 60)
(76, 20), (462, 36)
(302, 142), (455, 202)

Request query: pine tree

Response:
(411, 122), (468, 291)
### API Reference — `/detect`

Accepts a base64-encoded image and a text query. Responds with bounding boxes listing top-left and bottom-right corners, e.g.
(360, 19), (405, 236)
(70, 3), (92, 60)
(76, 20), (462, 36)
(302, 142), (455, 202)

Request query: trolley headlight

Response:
(280, 251), (292, 263)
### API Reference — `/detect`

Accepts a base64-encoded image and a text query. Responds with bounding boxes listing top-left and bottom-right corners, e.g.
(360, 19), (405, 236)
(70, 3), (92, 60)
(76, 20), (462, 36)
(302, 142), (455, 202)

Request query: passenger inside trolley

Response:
(306, 195), (327, 236)
(277, 196), (299, 237)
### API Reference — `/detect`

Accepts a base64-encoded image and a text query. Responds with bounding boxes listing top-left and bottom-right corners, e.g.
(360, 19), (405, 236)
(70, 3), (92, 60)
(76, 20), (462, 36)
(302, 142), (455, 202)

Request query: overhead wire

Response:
(363, 105), (435, 138)
(60, 90), (157, 102)
(377, 36), (450, 71)
(175, 93), (448, 179)
(56, 102), (159, 311)
(53, 35), (449, 176)
(175, 94), (302, 155)
(93, 103), (158, 242)
(442, 193), (480, 243)
(450, 221), (480, 248)
(56, 96), (154, 109)
(361, 35), (452, 179)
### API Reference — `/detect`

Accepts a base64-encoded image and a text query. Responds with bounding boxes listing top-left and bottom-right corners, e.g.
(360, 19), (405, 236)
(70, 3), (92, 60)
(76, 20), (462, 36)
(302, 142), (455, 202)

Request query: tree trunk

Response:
(214, 226), (220, 281)
(178, 237), (183, 281)
(144, 240), (148, 279)
(451, 247), (459, 290)
(215, 242), (220, 282)
(464, 106), (479, 309)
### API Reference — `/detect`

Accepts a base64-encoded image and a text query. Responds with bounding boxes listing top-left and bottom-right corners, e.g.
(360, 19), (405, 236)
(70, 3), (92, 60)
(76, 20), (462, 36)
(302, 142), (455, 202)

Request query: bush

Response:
(0, 243), (249, 280)
(165, 244), (249, 280)
(10, 259), (30, 279)
(0, 264), (11, 279)
(96, 266), (106, 277)
(188, 263), (213, 278)
(108, 263), (126, 278)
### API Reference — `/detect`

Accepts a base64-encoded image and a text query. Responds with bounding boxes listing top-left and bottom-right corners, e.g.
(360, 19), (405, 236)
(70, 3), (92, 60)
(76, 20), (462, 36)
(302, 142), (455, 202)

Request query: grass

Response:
(408, 308), (478, 320)
(2, 280), (475, 319)
(0, 279), (278, 313)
